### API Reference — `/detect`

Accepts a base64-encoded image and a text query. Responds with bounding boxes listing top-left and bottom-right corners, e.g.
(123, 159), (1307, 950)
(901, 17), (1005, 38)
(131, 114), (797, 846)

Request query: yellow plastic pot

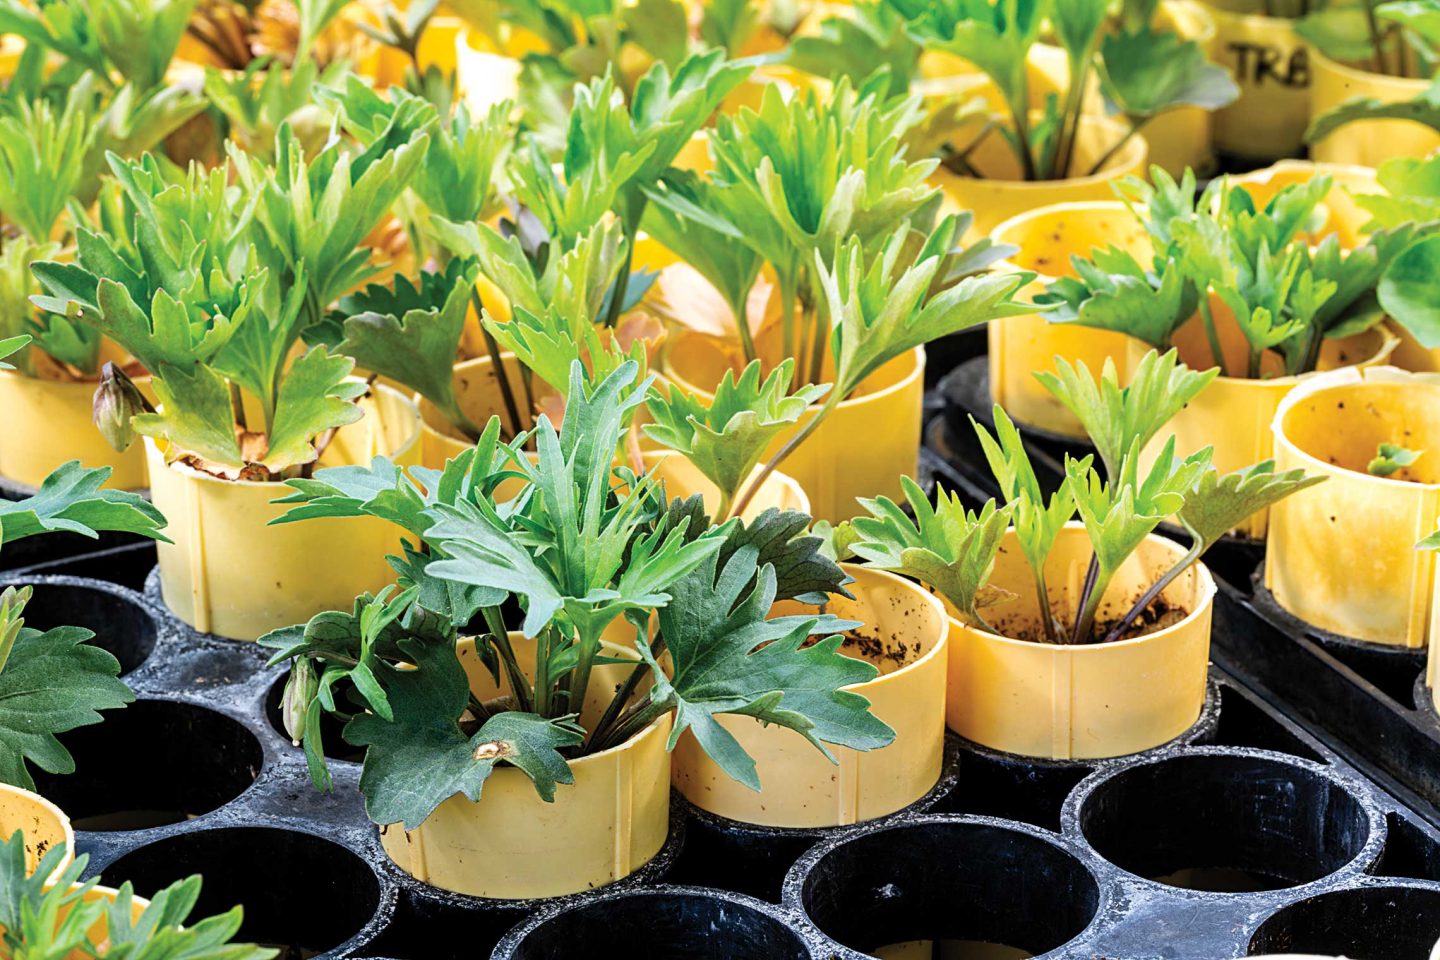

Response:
(1230, 160), (1378, 250)
(0, 371), (150, 491)
(1206, 4), (1310, 160)
(381, 634), (671, 899)
(947, 524), (1216, 759)
(1309, 47), (1440, 168)
(664, 332), (926, 524)
(147, 384), (421, 642)
(1130, 308), (1395, 538)
(930, 113), (1149, 242)
(0, 783), (73, 880)
(1266, 367), (1440, 648)
(988, 202), (1152, 438)
(672, 564), (948, 827)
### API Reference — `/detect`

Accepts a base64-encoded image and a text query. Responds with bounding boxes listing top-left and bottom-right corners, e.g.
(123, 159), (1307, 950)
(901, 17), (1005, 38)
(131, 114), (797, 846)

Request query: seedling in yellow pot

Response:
(263, 360), (889, 897)
(846, 349), (1319, 757)
(0, 832), (274, 959)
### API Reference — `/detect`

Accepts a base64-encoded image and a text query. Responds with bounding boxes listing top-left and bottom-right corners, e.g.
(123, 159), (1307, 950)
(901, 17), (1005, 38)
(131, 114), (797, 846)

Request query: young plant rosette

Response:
(1266, 366), (1440, 648)
(847, 349), (1319, 759)
(265, 361), (895, 898)
(1041, 167), (1412, 538)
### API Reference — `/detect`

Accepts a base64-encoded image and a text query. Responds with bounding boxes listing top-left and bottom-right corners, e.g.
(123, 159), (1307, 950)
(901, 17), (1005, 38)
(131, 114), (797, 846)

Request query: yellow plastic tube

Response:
(1230, 161), (1378, 250)
(1266, 367), (1440, 648)
(0, 371), (150, 491)
(947, 524), (1216, 760)
(1206, 5), (1311, 161)
(0, 783), (73, 880)
(664, 332), (926, 524)
(1309, 47), (1440, 168)
(381, 634), (672, 899)
(148, 384), (421, 642)
(929, 113), (1149, 243)
(672, 564), (948, 827)
(1130, 308), (1395, 539)
(987, 201), (1152, 438)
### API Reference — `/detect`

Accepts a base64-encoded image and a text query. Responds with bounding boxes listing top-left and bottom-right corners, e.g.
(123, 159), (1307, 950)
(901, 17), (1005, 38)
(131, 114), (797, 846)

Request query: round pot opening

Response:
(1248, 885), (1440, 959)
(263, 670), (365, 763)
(1078, 753), (1373, 892)
(15, 582), (157, 676)
(100, 827), (380, 957)
(796, 819), (1098, 957)
(502, 889), (810, 960)
(33, 699), (262, 831)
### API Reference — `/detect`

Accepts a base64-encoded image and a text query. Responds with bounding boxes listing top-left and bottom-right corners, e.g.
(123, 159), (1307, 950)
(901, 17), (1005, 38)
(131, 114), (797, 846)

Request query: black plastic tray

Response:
(3, 538), (1440, 959)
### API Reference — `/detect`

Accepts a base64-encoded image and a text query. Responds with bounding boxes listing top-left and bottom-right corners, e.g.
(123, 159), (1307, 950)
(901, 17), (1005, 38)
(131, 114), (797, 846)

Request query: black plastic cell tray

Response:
(3, 536), (1440, 960)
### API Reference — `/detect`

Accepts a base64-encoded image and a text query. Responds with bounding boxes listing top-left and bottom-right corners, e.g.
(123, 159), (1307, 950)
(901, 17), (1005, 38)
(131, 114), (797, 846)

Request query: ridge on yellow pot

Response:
(930, 113), (1149, 242)
(664, 331), (926, 524)
(1131, 303), (1395, 539)
(1206, 3), (1310, 161)
(672, 564), (948, 828)
(988, 201), (1152, 438)
(1309, 47), (1440, 168)
(381, 634), (671, 899)
(1230, 160), (1378, 250)
(1265, 366), (1440, 648)
(0, 783), (73, 880)
(148, 384), (422, 642)
(947, 524), (1216, 760)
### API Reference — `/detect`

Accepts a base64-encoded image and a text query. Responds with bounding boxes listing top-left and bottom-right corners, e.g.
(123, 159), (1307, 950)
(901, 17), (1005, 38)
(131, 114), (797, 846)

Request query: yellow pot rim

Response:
(642, 449), (810, 514)
(668, 338), (926, 411)
(1231, 159), (1380, 193)
(1308, 44), (1431, 94)
(0, 783), (75, 881)
(835, 563), (949, 692)
(1197, 326), (1398, 391)
(991, 199), (1135, 283)
(148, 381), (420, 488)
(950, 522), (1218, 652)
(936, 114), (1148, 190)
(1204, 4), (1297, 27)
(1272, 365), (1440, 491)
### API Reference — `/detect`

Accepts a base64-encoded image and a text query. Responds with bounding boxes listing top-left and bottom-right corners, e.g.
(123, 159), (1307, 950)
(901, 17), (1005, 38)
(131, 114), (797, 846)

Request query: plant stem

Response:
(778, 266), (799, 385)
(585, 636), (661, 752)
(732, 291), (758, 366)
(1054, 49), (1096, 180)
(1101, 535), (1205, 644)
(1363, 0), (1389, 75)
(483, 607), (533, 713)
(1009, 105), (1040, 182)
(1246, 347), (1261, 380)
(1068, 552), (1101, 644)
(1085, 122), (1143, 178)
(566, 625), (602, 721)
(729, 390), (839, 519)
(471, 288), (523, 440)
(1034, 568), (1060, 645)
(533, 625), (554, 718)
(804, 284), (827, 388)
(601, 693), (670, 750)
(1197, 297), (1230, 378)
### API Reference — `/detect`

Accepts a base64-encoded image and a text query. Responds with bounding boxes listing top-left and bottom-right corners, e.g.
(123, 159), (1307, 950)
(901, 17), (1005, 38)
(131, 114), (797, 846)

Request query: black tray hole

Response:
(799, 821), (1098, 957)
(1376, 812), (1440, 883)
(33, 700), (261, 830)
(1080, 754), (1371, 892)
(17, 581), (156, 676)
(99, 827), (379, 958)
(1212, 687), (1325, 763)
(1248, 885), (1440, 958)
(263, 671), (365, 762)
(508, 890), (808, 960)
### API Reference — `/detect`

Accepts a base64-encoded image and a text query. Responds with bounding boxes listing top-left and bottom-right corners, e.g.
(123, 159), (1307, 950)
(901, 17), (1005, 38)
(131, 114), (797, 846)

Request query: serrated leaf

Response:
(1179, 460), (1324, 545)
(716, 507), (853, 604)
(644, 546), (891, 790)
(133, 360), (245, 469)
(1379, 233), (1440, 349)
(0, 460), (169, 547)
(1099, 27), (1239, 121)
(347, 637), (583, 829)
(261, 347), (366, 472)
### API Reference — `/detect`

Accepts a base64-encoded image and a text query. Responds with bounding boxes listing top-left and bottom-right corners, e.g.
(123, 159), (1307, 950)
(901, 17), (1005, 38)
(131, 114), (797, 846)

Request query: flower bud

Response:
(280, 658), (318, 747)
(92, 363), (148, 453)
